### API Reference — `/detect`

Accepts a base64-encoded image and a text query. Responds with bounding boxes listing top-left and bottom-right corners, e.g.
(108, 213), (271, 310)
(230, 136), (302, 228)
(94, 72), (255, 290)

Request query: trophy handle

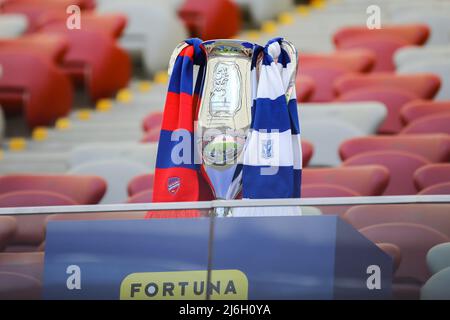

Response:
(168, 41), (189, 77)
(280, 40), (299, 103)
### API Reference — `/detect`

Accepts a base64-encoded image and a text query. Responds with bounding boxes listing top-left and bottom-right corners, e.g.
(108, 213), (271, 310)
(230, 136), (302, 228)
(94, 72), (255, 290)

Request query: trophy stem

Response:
(211, 205), (232, 218)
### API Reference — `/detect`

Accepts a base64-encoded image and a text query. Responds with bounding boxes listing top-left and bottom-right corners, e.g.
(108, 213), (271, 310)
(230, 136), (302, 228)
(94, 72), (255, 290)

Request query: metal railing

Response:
(1, 195), (449, 216)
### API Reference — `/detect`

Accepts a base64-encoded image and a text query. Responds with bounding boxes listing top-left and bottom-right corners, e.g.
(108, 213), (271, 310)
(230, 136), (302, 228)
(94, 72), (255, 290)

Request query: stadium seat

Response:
(0, 13), (28, 38)
(337, 88), (420, 134)
(69, 143), (158, 170)
(127, 190), (153, 204)
(333, 24), (430, 71)
(142, 112), (163, 132)
(68, 160), (148, 204)
(414, 164), (450, 191)
(127, 173), (154, 196)
(0, 252), (44, 281)
(334, 73), (441, 100)
(333, 24), (430, 48)
(418, 183), (450, 196)
(343, 151), (430, 195)
(97, 0), (188, 75)
(421, 266), (450, 300)
(301, 102), (386, 166)
(303, 165), (389, 196)
(178, 0), (241, 40)
(400, 100), (450, 125)
(0, 51), (73, 128)
(0, 191), (77, 252)
(359, 222), (449, 284)
(301, 184), (360, 198)
(0, 174), (107, 205)
(0, 216), (17, 252)
(376, 243), (402, 273)
(0, 272), (41, 300)
(339, 134), (450, 163)
(400, 113), (450, 135)
(427, 243), (450, 275)
(299, 65), (353, 102)
(141, 128), (161, 143)
(295, 75), (316, 102)
(37, 14), (132, 100)
(343, 204), (450, 239)
(398, 60), (450, 100)
(301, 140), (313, 167)
(233, 0), (293, 25)
(395, 45), (450, 70)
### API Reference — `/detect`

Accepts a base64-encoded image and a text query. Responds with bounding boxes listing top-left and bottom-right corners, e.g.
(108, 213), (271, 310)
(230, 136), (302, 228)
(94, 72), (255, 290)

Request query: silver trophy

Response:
(169, 39), (298, 217)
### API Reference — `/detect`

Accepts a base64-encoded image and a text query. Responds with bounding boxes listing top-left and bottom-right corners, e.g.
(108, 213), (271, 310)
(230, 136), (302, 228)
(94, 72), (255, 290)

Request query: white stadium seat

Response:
(0, 14), (28, 38)
(97, 0), (188, 75)
(395, 45), (450, 70)
(234, 0), (293, 25)
(68, 159), (148, 204)
(398, 59), (450, 100)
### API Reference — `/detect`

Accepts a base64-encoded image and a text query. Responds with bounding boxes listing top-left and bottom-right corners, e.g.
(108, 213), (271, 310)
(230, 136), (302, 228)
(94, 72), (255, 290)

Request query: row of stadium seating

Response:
(1, 0), (450, 299)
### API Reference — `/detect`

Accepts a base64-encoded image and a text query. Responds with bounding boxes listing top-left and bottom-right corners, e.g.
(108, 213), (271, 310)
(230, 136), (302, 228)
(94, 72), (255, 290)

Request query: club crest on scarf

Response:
(167, 177), (181, 195)
(261, 139), (274, 159)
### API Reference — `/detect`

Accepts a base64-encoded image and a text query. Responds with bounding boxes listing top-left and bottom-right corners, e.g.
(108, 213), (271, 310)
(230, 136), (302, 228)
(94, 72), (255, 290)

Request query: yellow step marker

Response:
(311, 0), (326, 9)
(96, 99), (113, 112)
(261, 20), (277, 34)
(296, 5), (310, 16)
(9, 137), (26, 151)
(116, 89), (133, 104)
(77, 109), (91, 121)
(55, 117), (71, 130)
(278, 12), (294, 25)
(138, 81), (152, 93)
(32, 127), (48, 141)
(154, 71), (168, 84)
(246, 30), (261, 41)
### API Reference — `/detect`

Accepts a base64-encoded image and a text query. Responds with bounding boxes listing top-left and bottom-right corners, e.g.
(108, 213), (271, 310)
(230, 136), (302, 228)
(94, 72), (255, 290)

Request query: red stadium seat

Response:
(339, 134), (450, 163)
(141, 128), (161, 143)
(45, 212), (147, 222)
(300, 49), (376, 73)
(127, 173), (154, 196)
(0, 51), (73, 128)
(414, 164), (450, 191)
(343, 204), (450, 239)
(335, 35), (410, 72)
(37, 14), (131, 100)
(418, 183), (450, 195)
(0, 191), (77, 252)
(301, 140), (314, 167)
(296, 75), (315, 102)
(0, 217), (17, 252)
(302, 165), (389, 196)
(400, 113), (450, 135)
(0, 252), (44, 281)
(401, 100), (450, 125)
(127, 190), (153, 204)
(335, 73), (441, 100)
(0, 272), (42, 300)
(333, 25), (430, 47)
(142, 112), (163, 132)
(0, 174), (107, 205)
(301, 184), (360, 198)
(178, 0), (241, 40)
(376, 243), (402, 273)
(337, 87), (418, 134)
(343, 151), (430, 195)
(300, 64), (353, 102)
(359, 222), (449, 284)
(1, 0), (88, 32)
